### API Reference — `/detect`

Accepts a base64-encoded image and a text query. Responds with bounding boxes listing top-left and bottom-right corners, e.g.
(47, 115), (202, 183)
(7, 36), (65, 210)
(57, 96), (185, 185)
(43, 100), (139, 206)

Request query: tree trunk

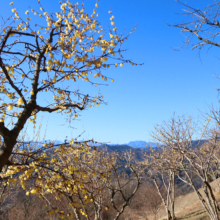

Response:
(171, 171), (175, 220)
(0, 134), (17, 172)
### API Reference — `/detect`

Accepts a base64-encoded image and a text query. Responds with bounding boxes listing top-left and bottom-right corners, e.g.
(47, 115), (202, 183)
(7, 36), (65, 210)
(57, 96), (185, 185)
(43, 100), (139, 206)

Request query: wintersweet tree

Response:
(144, 145), (179, 220)
(0, 0), (137, 172)
(151, 116), (220, 220)
(0, 138), (143, 219)
(171, 1), (220, 54)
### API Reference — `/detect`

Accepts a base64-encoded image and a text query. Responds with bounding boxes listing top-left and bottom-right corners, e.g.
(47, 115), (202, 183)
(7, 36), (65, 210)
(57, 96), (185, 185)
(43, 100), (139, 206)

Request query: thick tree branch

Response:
(0, 122), (10, 138)
(35, 102), (86, 113)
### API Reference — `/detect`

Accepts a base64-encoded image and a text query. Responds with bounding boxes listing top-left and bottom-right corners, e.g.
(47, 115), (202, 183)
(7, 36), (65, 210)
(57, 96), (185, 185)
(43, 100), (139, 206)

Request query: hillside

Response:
(157, 179), (220, 220)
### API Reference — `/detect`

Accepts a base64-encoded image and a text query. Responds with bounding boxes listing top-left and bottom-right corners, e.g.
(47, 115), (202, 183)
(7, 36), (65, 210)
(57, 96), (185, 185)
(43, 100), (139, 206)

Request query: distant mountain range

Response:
(92, 141), (158, 149)
(21, 139), (207, 150)
(32, 140), (158, 149)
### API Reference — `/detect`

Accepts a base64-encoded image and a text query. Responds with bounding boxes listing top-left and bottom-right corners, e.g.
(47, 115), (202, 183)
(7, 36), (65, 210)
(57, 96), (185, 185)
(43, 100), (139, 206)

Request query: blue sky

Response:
(2, 0), (220, 144)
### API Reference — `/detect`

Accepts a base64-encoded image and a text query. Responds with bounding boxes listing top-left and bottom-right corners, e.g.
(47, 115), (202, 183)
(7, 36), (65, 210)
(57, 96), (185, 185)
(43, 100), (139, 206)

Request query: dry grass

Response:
(156, 179), (220, 220)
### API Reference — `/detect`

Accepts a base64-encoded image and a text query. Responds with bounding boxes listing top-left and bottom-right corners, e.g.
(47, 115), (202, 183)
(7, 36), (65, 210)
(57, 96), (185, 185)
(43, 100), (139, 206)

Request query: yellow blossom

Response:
(7, 104), (13, 111)
(52, 76), (57, 83)
(31, 189), (37, 194)
(17, 98), (24, 105)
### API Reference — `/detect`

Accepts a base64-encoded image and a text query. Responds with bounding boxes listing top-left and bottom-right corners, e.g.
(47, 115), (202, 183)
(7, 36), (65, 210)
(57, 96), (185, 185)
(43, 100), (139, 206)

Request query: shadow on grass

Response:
(178, 210), (207, 220)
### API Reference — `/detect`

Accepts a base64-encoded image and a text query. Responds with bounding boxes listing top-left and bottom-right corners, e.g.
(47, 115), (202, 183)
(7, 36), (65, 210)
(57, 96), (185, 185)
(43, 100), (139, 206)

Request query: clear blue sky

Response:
(2, 0), (220, 144)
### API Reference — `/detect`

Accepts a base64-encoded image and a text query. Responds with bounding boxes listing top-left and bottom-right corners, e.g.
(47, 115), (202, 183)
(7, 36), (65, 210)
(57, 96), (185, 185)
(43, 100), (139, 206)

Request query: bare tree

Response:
(171, 1), (220, 55)
(106, 151), (143, 220)
(152, 116), (220, 220)
(144, 146), (178, 220)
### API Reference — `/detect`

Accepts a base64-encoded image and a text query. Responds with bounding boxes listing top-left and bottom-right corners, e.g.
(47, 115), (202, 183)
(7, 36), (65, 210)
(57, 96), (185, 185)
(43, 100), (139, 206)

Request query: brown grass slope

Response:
(157, 179), (220, 220)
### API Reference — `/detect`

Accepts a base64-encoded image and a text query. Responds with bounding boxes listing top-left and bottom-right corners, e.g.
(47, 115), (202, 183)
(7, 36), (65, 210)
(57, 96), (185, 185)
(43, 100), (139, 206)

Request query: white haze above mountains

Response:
(127, 141), (158, 148)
